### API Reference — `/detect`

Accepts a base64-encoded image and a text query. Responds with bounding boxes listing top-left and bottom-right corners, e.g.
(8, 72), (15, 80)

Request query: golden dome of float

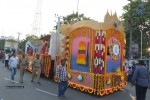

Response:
(60, 11), (125, 37)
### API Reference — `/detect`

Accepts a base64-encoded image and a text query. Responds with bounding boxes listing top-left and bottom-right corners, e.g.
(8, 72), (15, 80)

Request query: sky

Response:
(0, 0), (129, 40)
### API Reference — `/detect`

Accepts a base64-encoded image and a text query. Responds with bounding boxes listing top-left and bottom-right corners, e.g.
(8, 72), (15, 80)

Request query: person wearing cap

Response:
(19, 53), (28, 83)
(132, 60), (149, 100)
(31, 54), (42, 84)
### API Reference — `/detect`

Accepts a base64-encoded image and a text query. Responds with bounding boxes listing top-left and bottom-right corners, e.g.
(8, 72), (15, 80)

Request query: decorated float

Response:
(56, 12), (126, 96)
(26, 35), (51, 78)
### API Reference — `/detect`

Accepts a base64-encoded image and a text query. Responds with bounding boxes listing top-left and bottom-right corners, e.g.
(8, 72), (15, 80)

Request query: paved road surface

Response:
(0, 61), (150, 100)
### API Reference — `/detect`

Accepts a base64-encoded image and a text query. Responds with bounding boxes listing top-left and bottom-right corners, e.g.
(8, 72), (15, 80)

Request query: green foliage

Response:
(19, 39), (27, 52)
(25, 34), (39, 40)
(122, 0), (150, 58)
(54, 12), (90, 30)
(63, 12), (90, 24)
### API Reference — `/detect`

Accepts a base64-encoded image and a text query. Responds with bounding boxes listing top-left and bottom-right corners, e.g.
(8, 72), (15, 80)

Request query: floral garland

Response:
(108, 39), (120, 61)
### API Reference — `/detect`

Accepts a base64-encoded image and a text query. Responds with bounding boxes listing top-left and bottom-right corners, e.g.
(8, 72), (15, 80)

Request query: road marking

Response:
(129, 93), (136, 100)
(121, 88), (136, 100)
(3, 78), (19, 83)
(35, 88), (58, 97)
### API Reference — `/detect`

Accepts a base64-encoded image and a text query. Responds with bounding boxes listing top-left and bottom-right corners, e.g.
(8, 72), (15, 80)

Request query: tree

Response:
(54, 12), (90, 30)
(63, 12), (90, 24)
(122, 0), (150, 58)
(19, 39), (28, 52)
(25, 34), (39, 40)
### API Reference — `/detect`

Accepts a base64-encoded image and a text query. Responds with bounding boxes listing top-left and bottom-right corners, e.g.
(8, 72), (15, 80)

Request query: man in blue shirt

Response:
(132, 60), (149, 100)
(9, 52), (19, 81)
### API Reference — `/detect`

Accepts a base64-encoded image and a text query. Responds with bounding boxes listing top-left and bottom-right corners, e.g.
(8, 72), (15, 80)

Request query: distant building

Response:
(0, 36), (16, 40)
(5, 40), (17, 50)
(0, 39), (17, 51)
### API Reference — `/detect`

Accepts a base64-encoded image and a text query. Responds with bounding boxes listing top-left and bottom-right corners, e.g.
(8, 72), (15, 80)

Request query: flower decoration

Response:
(77, 74), (83, 81)
(76, 41), (86, 64)
(121, 76), (124, 81)
(29, 61), (32, 66)
(108, 39), (120, 61)
(106, 78), (111, 85)
(115, 67), (121, 73)
(68, 73), (72, 79)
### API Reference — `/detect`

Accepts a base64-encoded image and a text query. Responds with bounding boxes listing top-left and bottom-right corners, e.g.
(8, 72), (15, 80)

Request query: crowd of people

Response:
(1, 50), (68, 99)
(0, 50), (42, 83)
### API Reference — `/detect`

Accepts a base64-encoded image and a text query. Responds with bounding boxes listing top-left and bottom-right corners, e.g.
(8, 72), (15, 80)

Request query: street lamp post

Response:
(148, 48), (150, 58)
(16, 32), (21, 52)
(128, 0), (133, 59)
(141, 30), (143, 59)
(148, 47), (150, 69)
(77, 0), (79, 14)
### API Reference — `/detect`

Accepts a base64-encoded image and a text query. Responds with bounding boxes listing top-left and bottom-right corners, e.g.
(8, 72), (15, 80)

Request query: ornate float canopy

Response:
(60, 11), (125, 37)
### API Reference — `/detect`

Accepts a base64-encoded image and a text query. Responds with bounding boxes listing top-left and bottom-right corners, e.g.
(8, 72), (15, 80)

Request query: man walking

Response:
(5, 52), (9, 69)
(19, 53), (28, 83)
(9, 52), (19, 81)
(56, 59), (68, 98)
(132, 60), (149, 100)
(31, 54), (42, 84)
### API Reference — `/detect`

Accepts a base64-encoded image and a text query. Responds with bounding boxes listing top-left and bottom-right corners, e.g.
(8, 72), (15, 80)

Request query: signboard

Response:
(5, 41), (17, 50)
(0, 40), (5, 50)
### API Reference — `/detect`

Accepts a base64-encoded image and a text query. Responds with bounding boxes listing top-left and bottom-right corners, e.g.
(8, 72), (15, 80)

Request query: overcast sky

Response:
(0, 0), (129, 39)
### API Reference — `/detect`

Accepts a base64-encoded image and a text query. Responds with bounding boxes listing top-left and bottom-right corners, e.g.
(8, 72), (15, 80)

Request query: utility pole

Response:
(128, 0), (133, 59)
(77, 0), (79, 14)
(141, 30), (143, 59)
(55, 15), (62, 56)
(129, 30), (133, 59)
(76, 0), (79, 19)
(16, 32), (21, 52)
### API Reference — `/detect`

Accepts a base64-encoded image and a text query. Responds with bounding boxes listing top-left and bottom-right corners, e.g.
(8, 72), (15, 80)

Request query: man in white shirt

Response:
(5, 52), (9, 69)
(9, 52), (19, 81)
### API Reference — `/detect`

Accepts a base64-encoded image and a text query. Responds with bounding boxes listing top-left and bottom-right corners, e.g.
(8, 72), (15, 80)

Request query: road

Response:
(0, 61), (150, 100)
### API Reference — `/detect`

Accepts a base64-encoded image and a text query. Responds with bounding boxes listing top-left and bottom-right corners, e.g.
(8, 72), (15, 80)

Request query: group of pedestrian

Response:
(7, 51), (42, 84)
(129, 60), (150, 100)
(5, 52), (9, 69)
(126, 62), (136, 83)
(4, 50), (68, 98)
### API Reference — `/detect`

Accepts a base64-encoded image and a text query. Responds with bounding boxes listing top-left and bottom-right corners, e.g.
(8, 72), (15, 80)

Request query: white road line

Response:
(129, 93), (136, 100)
(121, 88), (136, 100)
(35, 88), (58, 97)
(3, 78), (19, 83)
